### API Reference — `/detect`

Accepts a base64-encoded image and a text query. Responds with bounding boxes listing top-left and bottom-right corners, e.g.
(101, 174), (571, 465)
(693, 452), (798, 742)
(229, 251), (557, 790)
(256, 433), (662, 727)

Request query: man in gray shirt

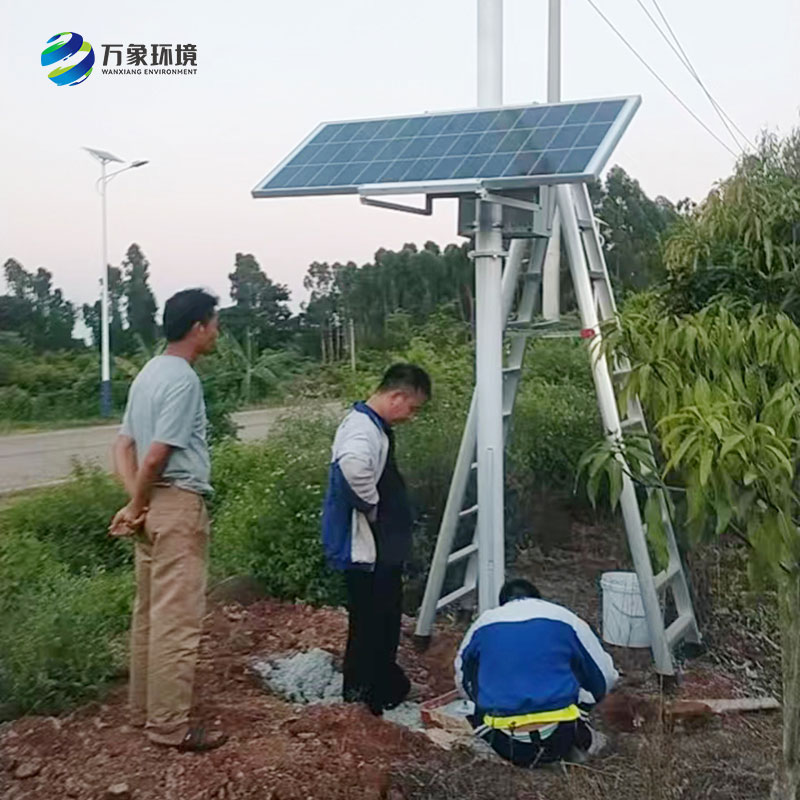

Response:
(110, 288), (226, 752)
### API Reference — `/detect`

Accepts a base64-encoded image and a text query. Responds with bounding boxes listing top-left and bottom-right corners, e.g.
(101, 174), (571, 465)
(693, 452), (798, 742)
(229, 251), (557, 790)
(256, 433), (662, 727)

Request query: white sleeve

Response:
(337, 429), (380, 507)
(453, 617), (482, 699)
(571, 613), (619, 696)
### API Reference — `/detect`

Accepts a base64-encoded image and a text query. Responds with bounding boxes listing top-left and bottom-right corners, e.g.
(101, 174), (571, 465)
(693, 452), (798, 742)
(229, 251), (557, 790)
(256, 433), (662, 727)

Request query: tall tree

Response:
(122, 244), (157, 346)
(301, 242), (474, 357)
(4, 258), (31, 298)
(1, 259), (75, 350)
(222, 252), (291, 351)
(303, 261), (342, 362)
(81, 266), (128, 352)
(589, 166), (678, 292)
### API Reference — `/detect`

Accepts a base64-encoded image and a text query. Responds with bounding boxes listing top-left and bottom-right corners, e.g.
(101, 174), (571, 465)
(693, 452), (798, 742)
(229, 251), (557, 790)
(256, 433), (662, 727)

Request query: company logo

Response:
(41, 32), (95, 86)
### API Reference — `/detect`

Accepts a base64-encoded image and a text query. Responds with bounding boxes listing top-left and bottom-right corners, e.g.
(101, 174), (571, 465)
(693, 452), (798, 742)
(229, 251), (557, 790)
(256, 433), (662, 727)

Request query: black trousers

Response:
(343, 565), (410, 714)
(471, 717), (593, 768)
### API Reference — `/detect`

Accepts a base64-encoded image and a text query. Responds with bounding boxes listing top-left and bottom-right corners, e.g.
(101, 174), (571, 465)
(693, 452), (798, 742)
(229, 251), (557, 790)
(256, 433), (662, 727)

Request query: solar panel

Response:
(252, 96), (640, 199)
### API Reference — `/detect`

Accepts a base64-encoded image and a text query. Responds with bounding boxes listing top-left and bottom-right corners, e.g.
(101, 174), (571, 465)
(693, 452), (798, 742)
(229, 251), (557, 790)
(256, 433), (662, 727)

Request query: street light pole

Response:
(83, 148), (148, 417)
(99, 158), (111, 417)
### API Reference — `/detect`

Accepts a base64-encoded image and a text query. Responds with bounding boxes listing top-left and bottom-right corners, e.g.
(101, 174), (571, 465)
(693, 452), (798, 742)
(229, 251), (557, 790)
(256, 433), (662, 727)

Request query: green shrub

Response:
(522, 336), (594, 390)
(0, 386), (33, 421)
(0, 470), (132, 717)
(0, 569), (133, 718)
(511, 380), (600, 492)
(210, 417), (345, 605)
(0, 468), (129, 573)
(0, 529), (63, 612)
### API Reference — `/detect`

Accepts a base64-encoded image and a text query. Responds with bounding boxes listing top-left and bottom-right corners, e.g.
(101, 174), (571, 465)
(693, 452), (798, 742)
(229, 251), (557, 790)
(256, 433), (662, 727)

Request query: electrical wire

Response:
(583, 0), (739, 159)
(650, 0), (755, 150)
(634, 0), (744, 151)
(635, 0), (754, 152)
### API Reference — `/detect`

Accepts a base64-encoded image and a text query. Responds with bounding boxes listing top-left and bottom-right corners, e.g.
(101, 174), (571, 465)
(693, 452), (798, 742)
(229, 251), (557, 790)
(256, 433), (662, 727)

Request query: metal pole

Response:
(475, 0), (505, 613)
(414, 239), (528, 641)
(547, 0), (561, 102)
(349, 317), (356, 372)
(542, 0), (562, 320)
(100, 161), (112, 417)
(477, 0), (502, 104)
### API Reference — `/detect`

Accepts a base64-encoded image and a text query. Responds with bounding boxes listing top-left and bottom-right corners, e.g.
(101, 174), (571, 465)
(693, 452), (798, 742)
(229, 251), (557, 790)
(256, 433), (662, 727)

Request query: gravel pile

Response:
(251, 648), (424, 730)
(251, 648), (343, 704)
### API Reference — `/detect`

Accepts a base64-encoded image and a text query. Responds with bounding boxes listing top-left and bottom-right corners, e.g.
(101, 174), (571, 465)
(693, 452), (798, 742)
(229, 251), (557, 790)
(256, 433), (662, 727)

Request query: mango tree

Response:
(583, 301), (800, 797)
(582, 128), (800, 798)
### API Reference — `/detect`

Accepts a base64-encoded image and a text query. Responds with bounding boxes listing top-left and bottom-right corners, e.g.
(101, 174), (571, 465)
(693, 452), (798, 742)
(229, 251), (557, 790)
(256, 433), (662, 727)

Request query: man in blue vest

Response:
(455, 578), (617, 766)
(322, 363), (431, 715)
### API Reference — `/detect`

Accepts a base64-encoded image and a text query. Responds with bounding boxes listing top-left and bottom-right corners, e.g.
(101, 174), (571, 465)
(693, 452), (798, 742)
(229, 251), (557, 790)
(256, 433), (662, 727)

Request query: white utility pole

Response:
(349, 317), (356, 372)
(83, 148), (148, 417)
(542, 0), (562, 320)
(100, 157), (111, 414)
(475, 0), (506, 612)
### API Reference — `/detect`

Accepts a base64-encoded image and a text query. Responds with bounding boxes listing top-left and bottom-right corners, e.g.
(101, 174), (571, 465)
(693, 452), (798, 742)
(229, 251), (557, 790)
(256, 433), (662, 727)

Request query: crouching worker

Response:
(454, 578), (618, 767)
(321, 364), (431, 715)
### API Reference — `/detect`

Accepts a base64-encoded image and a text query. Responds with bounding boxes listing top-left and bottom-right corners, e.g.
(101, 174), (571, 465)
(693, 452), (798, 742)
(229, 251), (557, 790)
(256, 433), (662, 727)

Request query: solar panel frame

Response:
(251, 95), (640, 199)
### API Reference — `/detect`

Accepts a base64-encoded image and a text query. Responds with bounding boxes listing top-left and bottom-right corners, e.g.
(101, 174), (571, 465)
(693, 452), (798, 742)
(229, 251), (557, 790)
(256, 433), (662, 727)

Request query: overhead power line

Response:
(583, 0), (739, 159)
(635, 0), (754, 152)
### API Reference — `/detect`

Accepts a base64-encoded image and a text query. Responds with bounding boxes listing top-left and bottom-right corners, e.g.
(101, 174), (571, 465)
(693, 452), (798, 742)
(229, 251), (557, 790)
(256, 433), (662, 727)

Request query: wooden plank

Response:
(700, 697), (780, 715)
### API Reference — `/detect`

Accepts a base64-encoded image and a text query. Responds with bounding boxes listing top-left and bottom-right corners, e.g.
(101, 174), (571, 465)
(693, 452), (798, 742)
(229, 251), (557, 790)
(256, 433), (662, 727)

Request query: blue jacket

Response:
(323, 402), (414, 571)
(454, 598), (618, 718)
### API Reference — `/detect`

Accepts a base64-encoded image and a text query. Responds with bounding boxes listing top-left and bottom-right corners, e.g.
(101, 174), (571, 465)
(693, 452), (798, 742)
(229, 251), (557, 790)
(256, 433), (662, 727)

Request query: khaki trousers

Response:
(129, 485), (209, 745)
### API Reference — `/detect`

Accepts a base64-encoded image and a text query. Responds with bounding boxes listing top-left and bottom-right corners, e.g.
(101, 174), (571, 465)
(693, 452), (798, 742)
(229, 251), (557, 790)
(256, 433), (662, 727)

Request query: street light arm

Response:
(94, 160), (149, 192)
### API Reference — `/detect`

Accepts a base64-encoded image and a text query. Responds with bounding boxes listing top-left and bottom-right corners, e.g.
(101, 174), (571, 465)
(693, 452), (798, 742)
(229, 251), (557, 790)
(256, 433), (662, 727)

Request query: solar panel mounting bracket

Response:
(358, 193), (434, 216)
(468, 248), (509, 260)
(477, 188), (541, 213)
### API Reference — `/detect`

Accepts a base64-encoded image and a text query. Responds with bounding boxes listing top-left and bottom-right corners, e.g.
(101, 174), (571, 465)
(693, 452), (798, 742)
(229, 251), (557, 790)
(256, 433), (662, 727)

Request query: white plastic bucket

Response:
(600, 571), (651, 648)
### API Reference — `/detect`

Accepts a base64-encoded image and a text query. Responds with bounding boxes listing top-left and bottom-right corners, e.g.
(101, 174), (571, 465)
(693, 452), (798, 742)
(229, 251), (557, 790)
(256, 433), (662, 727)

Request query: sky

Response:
(1, 0), (798, 331)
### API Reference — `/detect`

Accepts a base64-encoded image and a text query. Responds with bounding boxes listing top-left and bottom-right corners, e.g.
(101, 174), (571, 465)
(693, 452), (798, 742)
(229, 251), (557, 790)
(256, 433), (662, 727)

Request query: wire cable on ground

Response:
(583, 0), (739, 159)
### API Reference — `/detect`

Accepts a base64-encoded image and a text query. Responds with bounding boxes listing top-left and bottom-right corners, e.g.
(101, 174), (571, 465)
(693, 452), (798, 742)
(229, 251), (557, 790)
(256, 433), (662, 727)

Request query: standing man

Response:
(110, 288), (226, 752)
(322, 363), (431, 715)
(455, 578), (617, 767)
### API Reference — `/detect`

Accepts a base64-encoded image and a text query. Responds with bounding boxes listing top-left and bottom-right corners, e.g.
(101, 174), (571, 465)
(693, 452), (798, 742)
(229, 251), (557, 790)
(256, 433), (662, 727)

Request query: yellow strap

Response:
(483, 704), (581, 729)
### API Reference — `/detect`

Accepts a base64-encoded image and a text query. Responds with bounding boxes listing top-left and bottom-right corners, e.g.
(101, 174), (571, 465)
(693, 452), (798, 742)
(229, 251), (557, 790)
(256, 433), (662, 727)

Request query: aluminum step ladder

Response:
(414, 182), (700, 675)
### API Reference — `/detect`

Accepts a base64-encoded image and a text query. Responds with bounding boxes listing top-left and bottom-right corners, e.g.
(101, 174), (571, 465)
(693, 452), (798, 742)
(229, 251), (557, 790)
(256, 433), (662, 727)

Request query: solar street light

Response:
(83, 148), (149, 417)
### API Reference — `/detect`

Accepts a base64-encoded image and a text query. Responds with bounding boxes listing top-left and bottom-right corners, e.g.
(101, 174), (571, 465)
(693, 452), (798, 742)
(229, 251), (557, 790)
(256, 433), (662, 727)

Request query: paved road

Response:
(0, 405), (341, 494)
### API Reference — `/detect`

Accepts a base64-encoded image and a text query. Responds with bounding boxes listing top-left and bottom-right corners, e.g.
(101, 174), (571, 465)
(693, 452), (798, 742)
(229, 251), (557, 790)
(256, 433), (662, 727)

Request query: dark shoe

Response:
(174, 726), (228, 752)
(344, 686), (383, 716)
(380, 669), (411, 711)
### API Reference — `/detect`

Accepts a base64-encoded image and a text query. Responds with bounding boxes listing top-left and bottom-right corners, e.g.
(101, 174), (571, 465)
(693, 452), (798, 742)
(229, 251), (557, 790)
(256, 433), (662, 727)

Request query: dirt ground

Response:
(0, 516), (783, 800)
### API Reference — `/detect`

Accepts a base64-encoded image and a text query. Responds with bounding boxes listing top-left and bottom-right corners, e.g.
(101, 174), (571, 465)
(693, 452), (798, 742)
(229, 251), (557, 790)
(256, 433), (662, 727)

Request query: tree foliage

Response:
(588, 166), (679, 292)
(582, 127), (800, 799)
(221, 252), (292, 352)
(81, 243), (159, 355)
(663, 129), (800, 317)
(1, 259), (76, 351)
(596, 300), (800, 576)
(81, 266), (127, 352)
(301, 241), (474, 358)
(122, 244), (158, 346)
